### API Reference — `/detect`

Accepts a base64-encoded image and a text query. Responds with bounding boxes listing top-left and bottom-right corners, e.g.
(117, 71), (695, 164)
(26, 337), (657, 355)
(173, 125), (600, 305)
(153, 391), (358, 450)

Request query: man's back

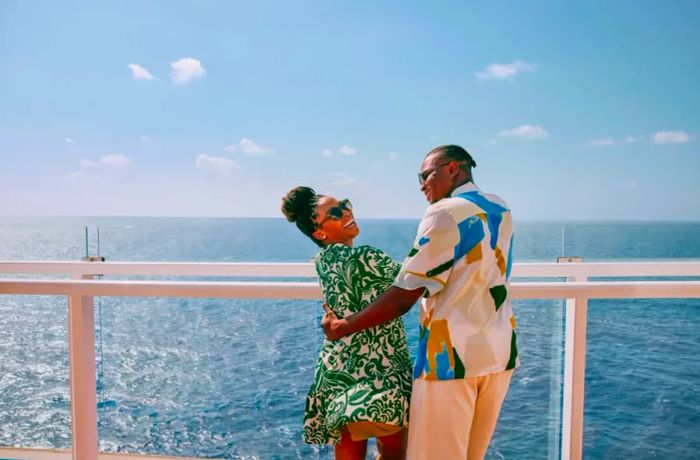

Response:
(394, 181), (518, 380)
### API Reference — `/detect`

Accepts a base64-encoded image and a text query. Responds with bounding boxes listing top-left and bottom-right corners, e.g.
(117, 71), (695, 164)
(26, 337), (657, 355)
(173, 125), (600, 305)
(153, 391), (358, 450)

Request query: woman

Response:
(281, 186), (412, 460)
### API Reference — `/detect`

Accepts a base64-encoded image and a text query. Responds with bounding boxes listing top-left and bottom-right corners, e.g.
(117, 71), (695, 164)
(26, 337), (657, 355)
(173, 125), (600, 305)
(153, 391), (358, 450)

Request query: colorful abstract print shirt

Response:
(394, 182), (519, 380)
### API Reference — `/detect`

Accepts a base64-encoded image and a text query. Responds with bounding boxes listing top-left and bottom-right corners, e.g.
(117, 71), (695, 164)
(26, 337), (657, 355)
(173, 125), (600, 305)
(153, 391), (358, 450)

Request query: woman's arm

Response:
(315, 246), (362, 316)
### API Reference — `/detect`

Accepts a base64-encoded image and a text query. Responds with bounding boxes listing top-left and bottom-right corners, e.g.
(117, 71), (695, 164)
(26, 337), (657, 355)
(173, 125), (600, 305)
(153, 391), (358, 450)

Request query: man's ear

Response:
(450, 161), (467, 181)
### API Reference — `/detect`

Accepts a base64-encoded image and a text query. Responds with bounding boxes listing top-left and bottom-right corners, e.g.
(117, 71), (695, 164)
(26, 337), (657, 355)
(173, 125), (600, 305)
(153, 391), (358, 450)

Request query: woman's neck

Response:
(325, 239), (353, 248)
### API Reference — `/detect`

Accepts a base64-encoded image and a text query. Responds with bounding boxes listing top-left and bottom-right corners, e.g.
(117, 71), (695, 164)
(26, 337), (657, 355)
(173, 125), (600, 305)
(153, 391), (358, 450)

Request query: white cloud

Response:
(99, 154), (131, 168)
(388, 152), (400, 160)
(195, 153), (238, 176)
(476, 61), (536, 81)
(127, 63), (155, 81)
(652, 130), (693, 145)
(80, 158), (97, 168)
(339, 145), (357, 155)
(224, 138), (273, 156)
(588, 135), (637, 147)
(64, 137), (75, 144)
(321, 145), (357, 157)
(330, 177), (358, 187)
(326, 172), (357, 185)
(141, 135), (153, 142)
(170, 57), (206, 84)
(64, 171), (85, 181)
(499, 124), (548, 140)
(489, 139), (499, 145)
(590, 138), (616, 147)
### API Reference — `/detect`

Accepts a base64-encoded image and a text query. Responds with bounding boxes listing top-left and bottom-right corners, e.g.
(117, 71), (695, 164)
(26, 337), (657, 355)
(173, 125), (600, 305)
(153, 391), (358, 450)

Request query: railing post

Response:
(559, 257), (587, 460)
(67, 274), (99, 460)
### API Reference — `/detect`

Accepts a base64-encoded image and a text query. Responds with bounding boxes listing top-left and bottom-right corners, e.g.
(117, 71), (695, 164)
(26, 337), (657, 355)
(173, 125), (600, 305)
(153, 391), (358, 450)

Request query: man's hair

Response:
(426, 145), (477, 173)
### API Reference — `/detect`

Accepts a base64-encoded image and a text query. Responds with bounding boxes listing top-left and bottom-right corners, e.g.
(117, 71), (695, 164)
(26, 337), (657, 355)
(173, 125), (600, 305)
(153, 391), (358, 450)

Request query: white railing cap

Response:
(2, 260), (700, 278)
(1, 279), (700, 300)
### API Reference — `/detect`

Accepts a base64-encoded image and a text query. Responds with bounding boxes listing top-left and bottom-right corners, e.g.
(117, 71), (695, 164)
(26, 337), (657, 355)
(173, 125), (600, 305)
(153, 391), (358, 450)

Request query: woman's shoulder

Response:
(353, 245), (398, 269)
(315, 243), (351, 264)
(355, 244), (391, 257)
(315, 244), (385, 265)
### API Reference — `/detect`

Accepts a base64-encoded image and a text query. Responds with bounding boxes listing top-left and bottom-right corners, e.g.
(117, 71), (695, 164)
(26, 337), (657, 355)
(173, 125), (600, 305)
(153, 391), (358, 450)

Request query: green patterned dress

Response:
(304, 243), (413, 445)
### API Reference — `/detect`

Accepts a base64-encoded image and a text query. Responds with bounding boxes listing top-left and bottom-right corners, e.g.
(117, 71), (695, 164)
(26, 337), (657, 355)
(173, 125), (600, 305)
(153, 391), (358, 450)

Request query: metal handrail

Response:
(1, 260), (700, 278)
(1, 278), (700, 299)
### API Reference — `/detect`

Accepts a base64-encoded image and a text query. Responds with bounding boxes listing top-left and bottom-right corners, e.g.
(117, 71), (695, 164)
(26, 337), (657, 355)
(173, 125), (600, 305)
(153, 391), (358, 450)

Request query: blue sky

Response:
(1, 1), (698, 220)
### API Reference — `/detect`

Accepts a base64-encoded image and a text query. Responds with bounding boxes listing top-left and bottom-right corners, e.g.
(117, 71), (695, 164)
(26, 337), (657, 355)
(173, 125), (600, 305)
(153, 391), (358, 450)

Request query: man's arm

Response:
(322, 285), (424, 340)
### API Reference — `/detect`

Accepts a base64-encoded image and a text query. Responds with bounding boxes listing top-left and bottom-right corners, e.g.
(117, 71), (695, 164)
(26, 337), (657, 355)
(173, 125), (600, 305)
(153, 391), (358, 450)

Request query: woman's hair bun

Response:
(281, 186), (317, 223)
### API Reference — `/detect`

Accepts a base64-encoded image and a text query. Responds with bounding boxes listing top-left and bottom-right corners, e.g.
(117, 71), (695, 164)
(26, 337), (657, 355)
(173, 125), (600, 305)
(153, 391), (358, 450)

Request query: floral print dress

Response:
(303, 243), (412, 445)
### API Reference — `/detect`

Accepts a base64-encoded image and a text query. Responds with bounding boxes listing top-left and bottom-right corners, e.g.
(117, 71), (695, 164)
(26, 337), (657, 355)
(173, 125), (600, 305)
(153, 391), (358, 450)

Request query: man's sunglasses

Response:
(418, 162), (452, 185)
(317, 199), (353, 226)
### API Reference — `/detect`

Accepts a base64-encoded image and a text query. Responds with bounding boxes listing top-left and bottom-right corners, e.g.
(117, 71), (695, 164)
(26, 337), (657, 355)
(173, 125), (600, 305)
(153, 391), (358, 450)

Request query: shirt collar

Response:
(450, 181), (479, 197)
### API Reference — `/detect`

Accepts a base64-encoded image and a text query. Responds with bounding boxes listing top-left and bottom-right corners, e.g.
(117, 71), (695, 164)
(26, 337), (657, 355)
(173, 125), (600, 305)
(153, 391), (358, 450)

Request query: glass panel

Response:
(513, 222), (571, 261)
(488, 299), (565, 459)
(0, 295), (71, 449)
(584, 298), (700, 458)
(564, 221), (700, 457)
(562, 222), (700, 261)
(93, 296), (567, 459)
(96, 296), (326, 458)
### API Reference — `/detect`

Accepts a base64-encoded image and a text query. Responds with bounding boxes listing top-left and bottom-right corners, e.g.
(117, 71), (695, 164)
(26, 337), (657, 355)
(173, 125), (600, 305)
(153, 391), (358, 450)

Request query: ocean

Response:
(0, 217), (699, 459)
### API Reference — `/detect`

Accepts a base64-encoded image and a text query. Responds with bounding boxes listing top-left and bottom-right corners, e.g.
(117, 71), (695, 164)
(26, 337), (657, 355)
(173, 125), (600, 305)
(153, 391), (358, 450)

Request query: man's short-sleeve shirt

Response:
(394, 182), (519, 380)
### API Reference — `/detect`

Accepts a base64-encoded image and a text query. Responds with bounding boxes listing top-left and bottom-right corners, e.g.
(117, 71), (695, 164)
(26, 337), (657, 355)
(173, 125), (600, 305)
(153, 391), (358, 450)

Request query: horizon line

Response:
(1, 214), (699, 224)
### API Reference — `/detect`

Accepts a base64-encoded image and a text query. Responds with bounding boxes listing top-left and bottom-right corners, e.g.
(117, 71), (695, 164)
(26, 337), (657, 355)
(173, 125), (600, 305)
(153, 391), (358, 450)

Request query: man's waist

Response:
(420, 301), (513, 322)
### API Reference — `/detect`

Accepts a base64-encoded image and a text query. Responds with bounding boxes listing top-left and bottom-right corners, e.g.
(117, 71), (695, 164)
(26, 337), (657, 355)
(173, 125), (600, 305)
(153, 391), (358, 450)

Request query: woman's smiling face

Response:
(312, 196), (359, 246)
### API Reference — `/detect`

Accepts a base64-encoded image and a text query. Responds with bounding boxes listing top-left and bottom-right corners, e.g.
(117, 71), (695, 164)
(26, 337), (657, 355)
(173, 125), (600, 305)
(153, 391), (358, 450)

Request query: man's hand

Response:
(319, 286), (423, 340)
(321, 309), (349, 341)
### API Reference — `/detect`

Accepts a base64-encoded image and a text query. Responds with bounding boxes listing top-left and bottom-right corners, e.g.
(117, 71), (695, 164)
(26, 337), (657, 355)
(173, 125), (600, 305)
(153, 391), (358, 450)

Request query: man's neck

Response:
(449, 177), (473, 195)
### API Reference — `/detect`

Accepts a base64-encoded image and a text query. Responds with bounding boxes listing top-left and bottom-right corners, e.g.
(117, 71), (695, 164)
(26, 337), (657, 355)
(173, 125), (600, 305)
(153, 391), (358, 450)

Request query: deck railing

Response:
(1, 260), (700, 460)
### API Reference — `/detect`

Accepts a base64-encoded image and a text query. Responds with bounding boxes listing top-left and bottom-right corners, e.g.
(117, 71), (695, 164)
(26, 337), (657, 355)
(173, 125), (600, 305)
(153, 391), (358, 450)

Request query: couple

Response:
(281, 145), (519, 460)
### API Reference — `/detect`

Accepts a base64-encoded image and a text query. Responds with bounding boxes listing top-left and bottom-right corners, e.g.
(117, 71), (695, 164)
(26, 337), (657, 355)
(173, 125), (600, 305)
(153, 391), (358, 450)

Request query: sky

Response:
(1, 1), (699, 221)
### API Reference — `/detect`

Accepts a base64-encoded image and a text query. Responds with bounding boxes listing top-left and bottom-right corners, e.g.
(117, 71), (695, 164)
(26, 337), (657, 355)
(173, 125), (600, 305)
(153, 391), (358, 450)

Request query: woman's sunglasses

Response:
(317, 199), (353, 226)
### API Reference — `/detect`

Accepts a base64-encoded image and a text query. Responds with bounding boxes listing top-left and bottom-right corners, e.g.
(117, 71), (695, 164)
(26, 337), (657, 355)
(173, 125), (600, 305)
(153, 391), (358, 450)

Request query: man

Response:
(322, 144), (518, 459)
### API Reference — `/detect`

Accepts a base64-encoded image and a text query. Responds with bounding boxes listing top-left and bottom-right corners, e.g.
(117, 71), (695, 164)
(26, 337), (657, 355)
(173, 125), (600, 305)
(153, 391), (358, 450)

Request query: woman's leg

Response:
(376, 428), (407, 460)
(335, 430), (368, 460)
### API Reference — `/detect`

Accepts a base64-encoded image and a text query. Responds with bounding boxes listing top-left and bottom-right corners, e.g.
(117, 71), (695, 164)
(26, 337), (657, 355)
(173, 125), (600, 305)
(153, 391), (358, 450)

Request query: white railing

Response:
(1, 260), (700, 460)
(3, 260), (700, 278)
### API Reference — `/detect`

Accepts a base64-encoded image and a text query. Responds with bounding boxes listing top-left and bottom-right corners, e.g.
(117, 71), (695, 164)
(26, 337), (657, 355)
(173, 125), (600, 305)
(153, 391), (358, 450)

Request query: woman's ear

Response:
(312, 229), (326, 241)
